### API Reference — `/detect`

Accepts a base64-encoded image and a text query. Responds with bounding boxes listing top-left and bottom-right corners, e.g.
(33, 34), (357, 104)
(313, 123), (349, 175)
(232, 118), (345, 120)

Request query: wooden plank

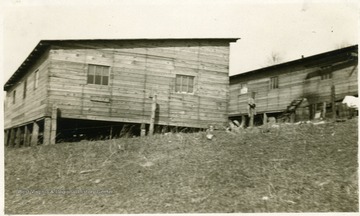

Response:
(4, 130), (9, 147)
(14, 128), (21, 148)
(31, 121), (39, 146)
(9, 128), (16, 147)
(43, 118), (51, 145)
(140, 123), (146, 137)
(60, 113), (144, 123)
(23, 125), (30, 147)
(148, 95), (157, 136)
(50, 105), (58, 144)
(8, 106), (48, 128)
(263, 113), (268, 125)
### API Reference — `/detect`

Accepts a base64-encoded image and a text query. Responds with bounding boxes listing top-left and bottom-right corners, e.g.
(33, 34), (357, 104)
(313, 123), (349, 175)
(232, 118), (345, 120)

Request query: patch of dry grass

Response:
(4, 118), (358, 213)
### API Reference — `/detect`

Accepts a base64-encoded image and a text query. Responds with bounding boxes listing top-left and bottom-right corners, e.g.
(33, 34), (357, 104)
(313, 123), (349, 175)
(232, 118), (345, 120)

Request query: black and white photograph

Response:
(1, 0), (359, 214)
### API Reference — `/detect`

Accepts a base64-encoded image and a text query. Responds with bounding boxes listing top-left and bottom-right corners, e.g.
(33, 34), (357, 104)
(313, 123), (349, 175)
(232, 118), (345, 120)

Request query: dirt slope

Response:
(4, 118), (358, 213)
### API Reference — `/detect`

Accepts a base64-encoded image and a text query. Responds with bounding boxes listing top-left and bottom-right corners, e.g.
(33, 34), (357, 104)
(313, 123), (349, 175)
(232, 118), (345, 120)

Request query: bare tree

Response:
(336, 41), (352, 49)
(266, 51), (283, 66)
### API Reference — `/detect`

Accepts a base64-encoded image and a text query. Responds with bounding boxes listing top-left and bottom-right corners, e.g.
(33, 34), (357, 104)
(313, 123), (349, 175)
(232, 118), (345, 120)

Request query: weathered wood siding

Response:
(229, 65), (312, 115)
(304, 63), (358, 104)
(47, 40), (231, 128)
(4, 50), (50, 129)
(229, 52), (358, 117)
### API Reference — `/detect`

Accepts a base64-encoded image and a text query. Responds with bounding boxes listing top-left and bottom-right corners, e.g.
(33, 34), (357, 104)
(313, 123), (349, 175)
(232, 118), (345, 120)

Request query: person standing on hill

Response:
(248, 92), (256, 127)
(248, 95), (256, 116)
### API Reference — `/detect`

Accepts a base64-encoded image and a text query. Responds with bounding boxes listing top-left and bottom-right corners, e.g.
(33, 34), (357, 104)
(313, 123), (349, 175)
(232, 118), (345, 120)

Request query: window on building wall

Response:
(239, 83), (248, 94)
(175, 74), (195, 93)
(13, 90), (16, 104)
(320, 65), (332, 80)
(23, 79), (27, 99)
(321, 73), (332, 80)
(87, 64), (110, 85)
(270, 76), (279, 89)
(34, 70), (39, 90)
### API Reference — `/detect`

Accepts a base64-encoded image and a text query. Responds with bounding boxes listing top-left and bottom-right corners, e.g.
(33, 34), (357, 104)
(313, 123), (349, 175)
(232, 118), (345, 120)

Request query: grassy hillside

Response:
(4, 118), (358, 213)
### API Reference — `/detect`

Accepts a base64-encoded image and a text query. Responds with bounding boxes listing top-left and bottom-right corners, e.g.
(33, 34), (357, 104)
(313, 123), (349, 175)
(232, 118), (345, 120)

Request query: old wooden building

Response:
(4, 38), (238, 146)
(229, 45), (358, 125)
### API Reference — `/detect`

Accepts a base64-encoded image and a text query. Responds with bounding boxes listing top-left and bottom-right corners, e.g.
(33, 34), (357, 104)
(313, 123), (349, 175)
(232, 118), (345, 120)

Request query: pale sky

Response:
(1, 0), (359, 84)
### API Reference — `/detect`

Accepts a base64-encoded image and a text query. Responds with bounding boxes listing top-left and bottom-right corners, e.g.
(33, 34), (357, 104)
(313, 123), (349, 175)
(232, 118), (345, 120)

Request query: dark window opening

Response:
(13, 90), (16, 104)
(321, 73), (332, 80)
(23, 79), (27, 99)
(175, 74), (195, 93)
(34, 70), (39, 90)
(87, 64), (110, 85)
(270, 76), (279, 89)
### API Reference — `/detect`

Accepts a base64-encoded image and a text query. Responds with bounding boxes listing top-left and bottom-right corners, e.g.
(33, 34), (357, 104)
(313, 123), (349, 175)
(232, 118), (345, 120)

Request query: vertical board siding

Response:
(48, 40), (231, 128)
(4, 50), (50, 129)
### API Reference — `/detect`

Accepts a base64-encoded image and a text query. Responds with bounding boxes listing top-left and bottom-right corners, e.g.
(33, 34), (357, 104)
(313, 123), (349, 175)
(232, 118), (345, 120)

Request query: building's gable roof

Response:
(4, 38), (240, 91)
(230, 45), (358, 80)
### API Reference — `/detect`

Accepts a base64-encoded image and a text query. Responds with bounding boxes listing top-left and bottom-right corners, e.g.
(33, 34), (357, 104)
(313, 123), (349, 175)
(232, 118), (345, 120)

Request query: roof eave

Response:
(230, 44), (358, 79)
(4, 41), (50, 91)
(4, 38), (240, 91)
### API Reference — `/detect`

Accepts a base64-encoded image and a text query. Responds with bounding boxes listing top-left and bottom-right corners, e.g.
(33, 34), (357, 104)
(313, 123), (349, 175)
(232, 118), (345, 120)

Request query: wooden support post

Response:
(24, 125), (30, 147)
(345, 104), (349, 118)
(240, 115), (245, 128)
(339, 104), (343, 118)
(140, 123), (146, 137)
(249, 113), (254, 127)
(15, 128), (21, 148)
(31, 121), (39, 146)
(263, 113), (268, 125)
(322, 102), (327, 119)
(43, 118), (51, 145)
(109, 126), (113, 139)
(149, 95), (157, 136)
(27, 126), (32, 146)
(9, 128), (16, 147)
(119, 124), (129, 138)
(4, 130), (9, 147)
(313, 103), (318, 119)
(290, 112), (295, 123)
(331, 85), (336, 120)
(161, 125), (168, 134)
(128, 125), (135, 137)
(50, 105), (58, 144)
